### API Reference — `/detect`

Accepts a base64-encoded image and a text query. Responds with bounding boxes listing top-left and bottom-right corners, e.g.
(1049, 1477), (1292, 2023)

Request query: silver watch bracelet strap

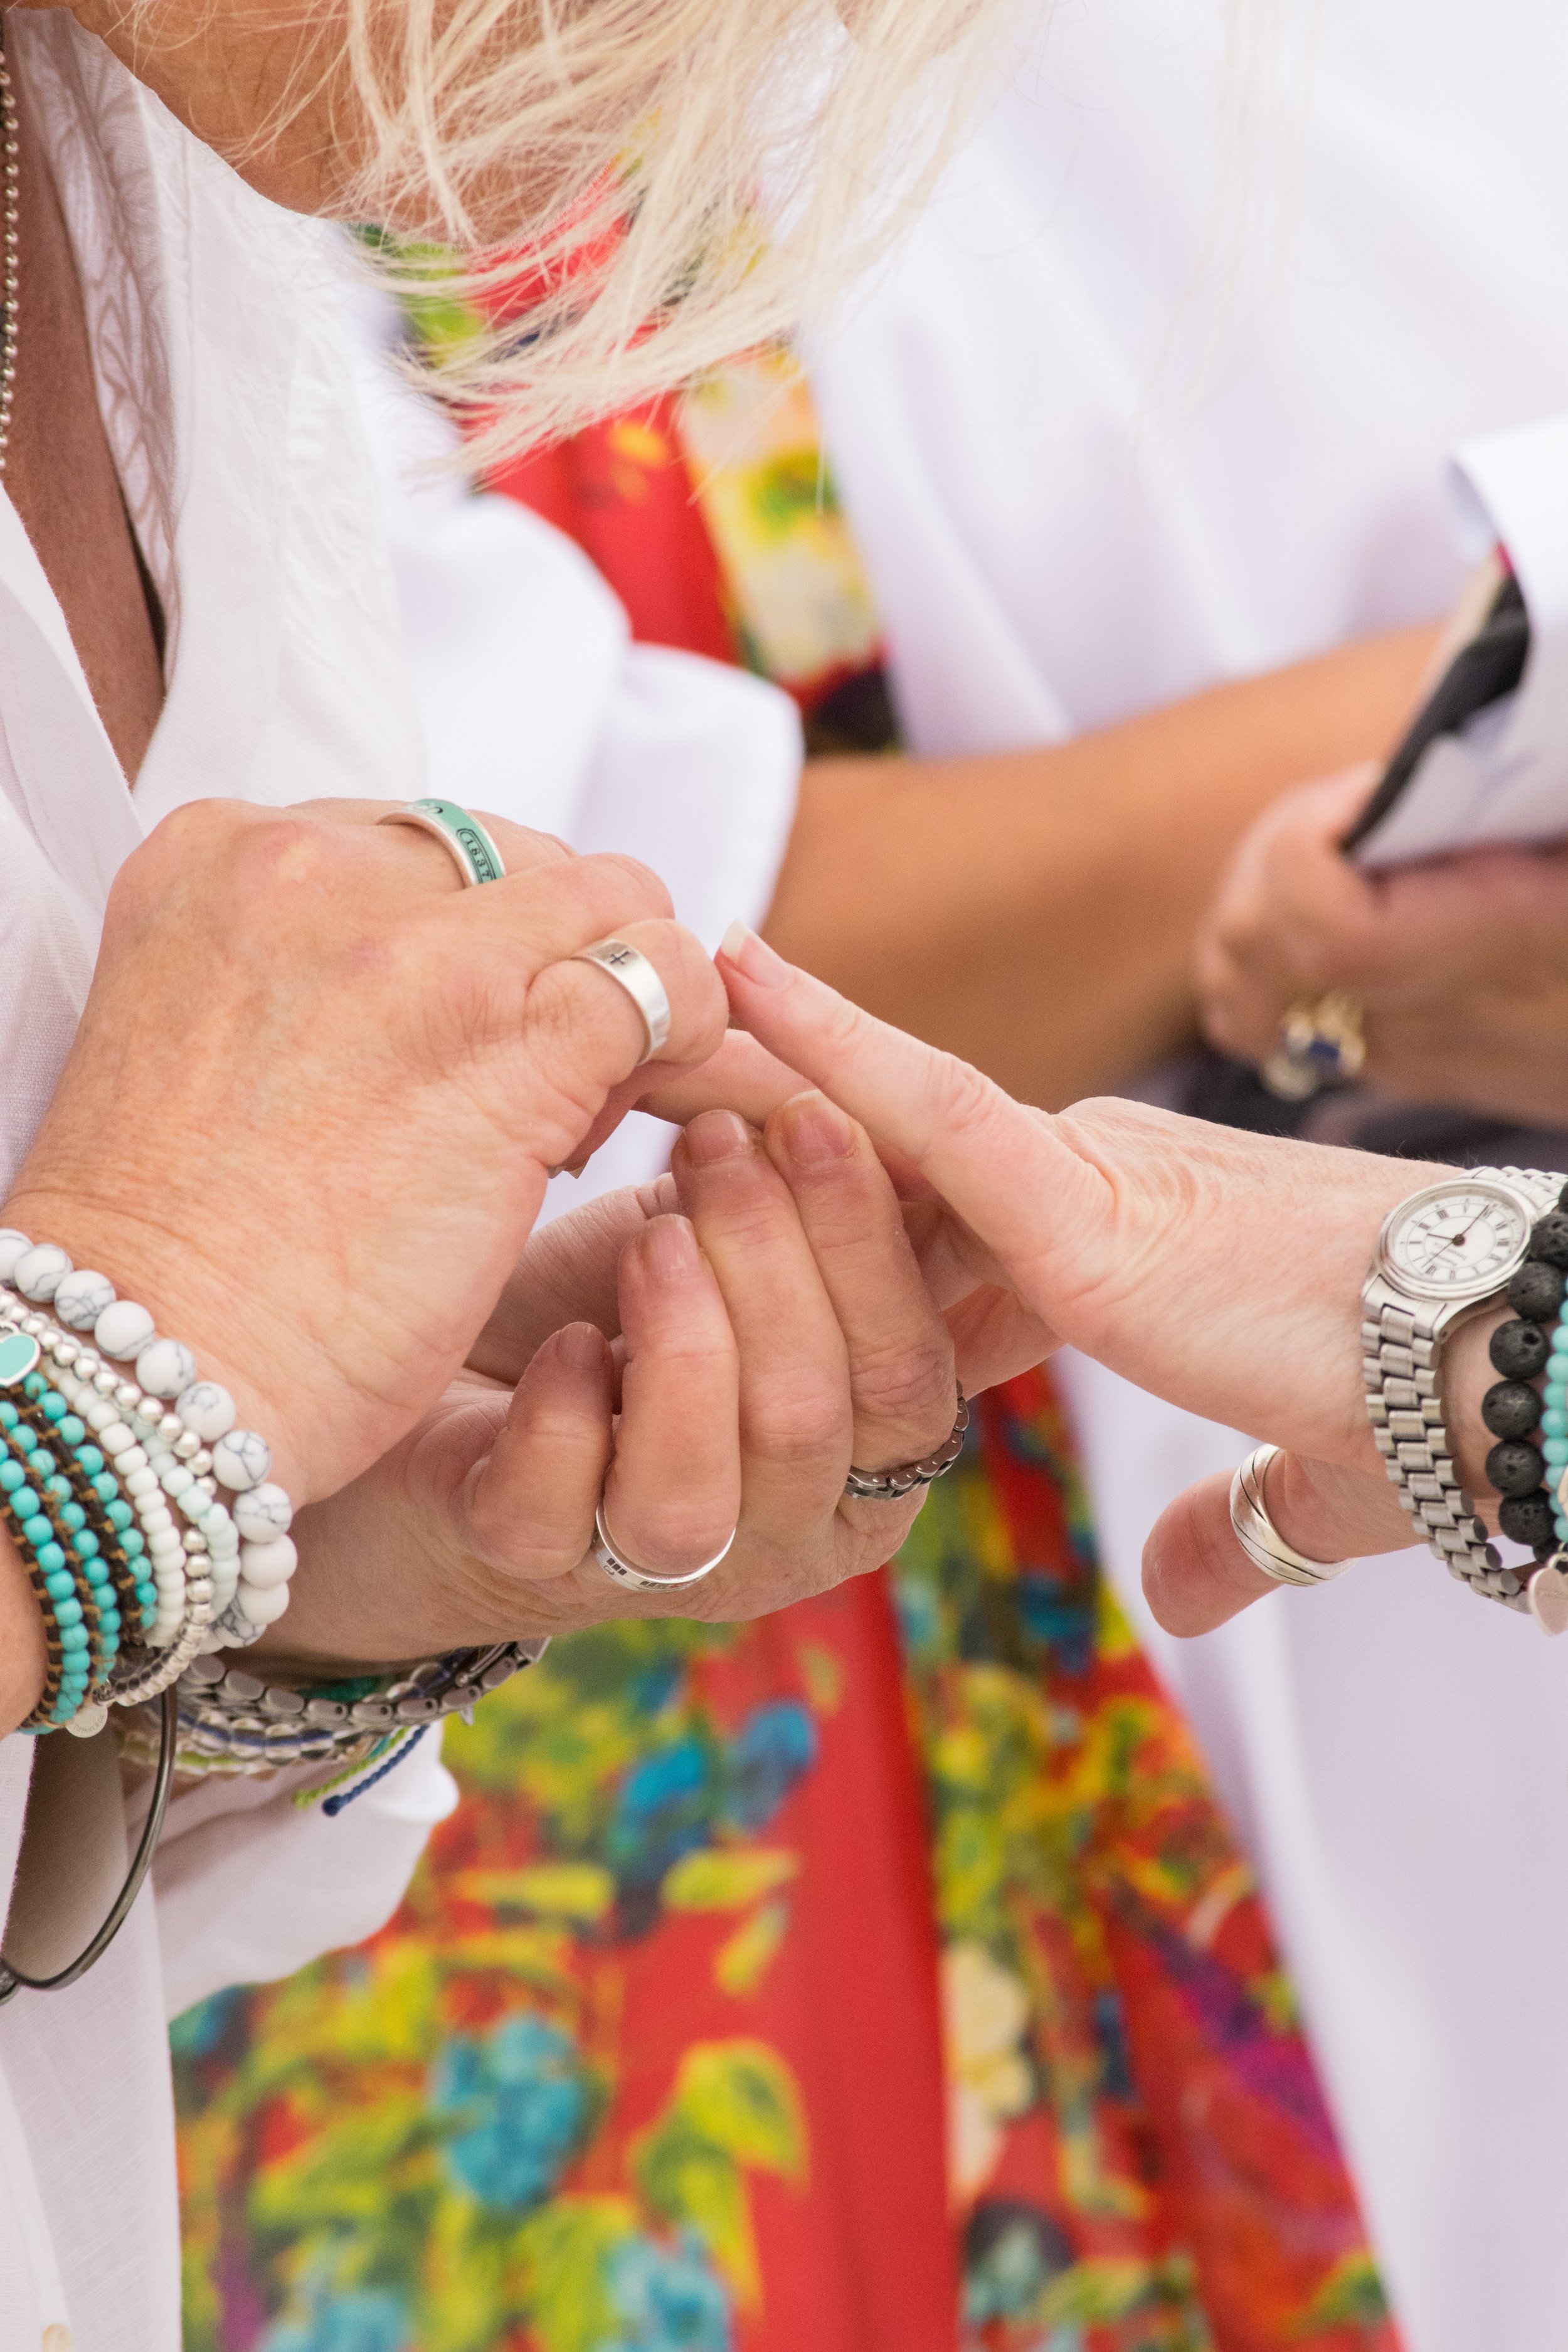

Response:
(1363, 1296), (1523, 1609)
(1366, 1163), (1565, 1613)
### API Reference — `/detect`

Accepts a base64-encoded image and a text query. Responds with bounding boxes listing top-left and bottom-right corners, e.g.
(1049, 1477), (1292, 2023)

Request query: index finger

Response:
(713, 926), (1102, 1325)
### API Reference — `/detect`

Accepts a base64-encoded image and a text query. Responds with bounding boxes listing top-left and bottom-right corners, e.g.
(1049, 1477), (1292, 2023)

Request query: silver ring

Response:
(379, 797), (506, 887)
(569, 938), (672, 1066)
(844, 1385), (968, 1503)
(591, 1503), (736, 1594)
(1228, 1444), (1351, 1588)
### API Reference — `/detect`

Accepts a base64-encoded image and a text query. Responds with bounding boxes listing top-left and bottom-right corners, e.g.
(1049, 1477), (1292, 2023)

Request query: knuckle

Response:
(850, 1332), (954, 1430)
(581, 852), (675, 921)
(744, 1380), (847, 1471)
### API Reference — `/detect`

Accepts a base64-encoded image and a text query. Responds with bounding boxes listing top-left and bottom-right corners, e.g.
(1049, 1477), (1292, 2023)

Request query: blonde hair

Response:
(344, 0), (1017, 458)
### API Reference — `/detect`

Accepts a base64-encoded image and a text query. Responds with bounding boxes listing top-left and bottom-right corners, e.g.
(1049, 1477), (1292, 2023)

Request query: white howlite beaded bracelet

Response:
(0, 1230), (295, 1698)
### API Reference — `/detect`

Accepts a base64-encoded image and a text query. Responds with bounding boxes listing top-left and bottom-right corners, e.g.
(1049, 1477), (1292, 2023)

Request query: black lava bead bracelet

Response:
(1481, 1195), (1568, 1557)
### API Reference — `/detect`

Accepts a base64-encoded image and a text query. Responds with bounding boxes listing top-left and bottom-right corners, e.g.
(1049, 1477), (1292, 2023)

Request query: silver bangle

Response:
(591, 1503), (735, 1594)
(1229, 1444), (1351, 1588)
(844, 1386), (969, 1503)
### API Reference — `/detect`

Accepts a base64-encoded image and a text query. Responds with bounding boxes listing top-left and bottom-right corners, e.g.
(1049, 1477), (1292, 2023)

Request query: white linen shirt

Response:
(810, 5), (1568, 2348)
(0, 18), (462, 2347)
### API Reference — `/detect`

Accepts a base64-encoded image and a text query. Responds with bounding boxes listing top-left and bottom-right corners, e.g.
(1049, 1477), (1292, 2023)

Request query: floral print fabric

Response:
(171, 325), (1400, 2352)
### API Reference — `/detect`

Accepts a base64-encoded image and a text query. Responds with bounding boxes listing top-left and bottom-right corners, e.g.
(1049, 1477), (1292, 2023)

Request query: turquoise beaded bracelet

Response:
(1545, 1313), (1568, 1550)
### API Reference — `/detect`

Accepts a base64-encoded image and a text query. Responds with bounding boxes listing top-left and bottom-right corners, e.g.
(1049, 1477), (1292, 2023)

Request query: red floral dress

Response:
(171, 341), (1400, 2352)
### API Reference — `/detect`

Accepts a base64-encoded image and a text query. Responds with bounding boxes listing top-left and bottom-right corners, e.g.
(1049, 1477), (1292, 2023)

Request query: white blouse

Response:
(0, 18), (462, 2346)
(811, 4), (1568, 2347)
(0, 17), (806, 2342)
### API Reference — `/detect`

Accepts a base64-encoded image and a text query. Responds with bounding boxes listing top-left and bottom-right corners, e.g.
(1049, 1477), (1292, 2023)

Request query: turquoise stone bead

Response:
(82, 1558), (109, 1587)
(53, 1597), (82, 1627)
(12, 1426), (37, 1454)
(44, 1572), (73, 1601)
(21, 1373), (44, 1400)
(57, 1501), (85, 1532)
(58, 1414), (85, 1446)
(1544, 1408), (1568, 1438)
(40, 1392), (65, 1424)
(106, 1500), (133, 1531)
(72, 1530), (100, 1559)
(122, 1529), (145, 1556)
(74, 1444), (104, 1474)
(58, 1624), (87, 1651)
(30, 1451), (56, 1478)
(98, 1606), (120, 1633)
(11, 1485), (38, 1517)
(1544, 1438), (1568, 1466)
(136, 1579), (157, 1609)
(43, 1475), (70, 1501)
(19, 1513), (49, 1547)
(90, 1473), (117, 1504)
(0, 1459), (23, 1491)
(0, 1402), (16, 1427)
(35, 1541), (65, 1574)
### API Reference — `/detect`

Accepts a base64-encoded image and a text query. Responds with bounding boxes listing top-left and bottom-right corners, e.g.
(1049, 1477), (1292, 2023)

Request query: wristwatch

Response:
(1362, 1165), (1565, 1612)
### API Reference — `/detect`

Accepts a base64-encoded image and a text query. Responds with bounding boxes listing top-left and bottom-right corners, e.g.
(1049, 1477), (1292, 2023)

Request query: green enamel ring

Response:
(379, 798), (506, 887)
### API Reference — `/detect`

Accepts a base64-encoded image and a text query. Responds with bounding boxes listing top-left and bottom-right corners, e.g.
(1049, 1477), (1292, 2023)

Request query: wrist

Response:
(0, 1189), (311, 1503)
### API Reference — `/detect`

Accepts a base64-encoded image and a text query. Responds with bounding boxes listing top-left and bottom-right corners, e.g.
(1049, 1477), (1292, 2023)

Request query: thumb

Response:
(1143, 1451), (1415, 1636)
(1142, 1471), (1275, 1636)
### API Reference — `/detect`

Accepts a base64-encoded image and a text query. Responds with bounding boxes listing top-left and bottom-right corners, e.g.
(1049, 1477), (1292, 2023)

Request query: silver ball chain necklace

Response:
(0, 20), (19, 475)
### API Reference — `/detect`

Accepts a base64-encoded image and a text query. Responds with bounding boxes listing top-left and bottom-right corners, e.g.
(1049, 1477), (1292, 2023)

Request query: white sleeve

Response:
(342, 277), (802, 1210)
(152, 1730), (457, 2018)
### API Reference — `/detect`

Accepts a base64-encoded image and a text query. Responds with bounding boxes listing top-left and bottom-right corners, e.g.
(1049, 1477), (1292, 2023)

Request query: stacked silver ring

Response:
(1229, 1444), (1351, 1588)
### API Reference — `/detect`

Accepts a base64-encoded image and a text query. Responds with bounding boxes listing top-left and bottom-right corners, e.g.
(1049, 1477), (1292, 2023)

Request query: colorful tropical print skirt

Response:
(172, 337), (1401, 2352)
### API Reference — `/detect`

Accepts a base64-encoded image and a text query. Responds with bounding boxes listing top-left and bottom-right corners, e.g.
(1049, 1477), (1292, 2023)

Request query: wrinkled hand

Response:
(688, 929), (1491, 1636)
(271, 1093), (993, 1659)
(4, 799), (725, 1508)
(1195, 765), (1568, 1121)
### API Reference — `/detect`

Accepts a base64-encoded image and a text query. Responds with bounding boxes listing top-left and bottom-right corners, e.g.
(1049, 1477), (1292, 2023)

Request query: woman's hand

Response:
(266, 1093), (986, 1659)
(698, 928), (1496, 1632)
(3, 799), (726, 1510)
(1194, 766), (1568, 1121)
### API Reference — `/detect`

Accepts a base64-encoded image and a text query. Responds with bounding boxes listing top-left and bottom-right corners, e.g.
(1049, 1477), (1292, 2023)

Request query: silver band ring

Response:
(1229, 1444), (1351, 1588)
(379, 797), (506, 887)
(844, 1385), (969, 1503)
(591, 1503), (736, 1594)
(569, 938), (673, 1066)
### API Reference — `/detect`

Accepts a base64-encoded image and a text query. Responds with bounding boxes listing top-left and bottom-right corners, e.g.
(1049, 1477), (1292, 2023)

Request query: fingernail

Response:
(717, 921), (793, 990)
(644, 1215), (699, 1281)
(683, 1108), (751, 1167)
(778, 1089), (853, 1167)
(555, 1321), (607, 1373)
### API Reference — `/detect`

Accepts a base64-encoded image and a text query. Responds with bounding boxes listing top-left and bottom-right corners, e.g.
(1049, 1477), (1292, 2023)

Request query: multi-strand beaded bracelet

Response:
(0, 1227), (298, 1738)
(0, 1229), (544, 1803)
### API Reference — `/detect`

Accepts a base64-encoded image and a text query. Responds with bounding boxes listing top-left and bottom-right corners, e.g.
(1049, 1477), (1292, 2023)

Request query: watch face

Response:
(1379, 1182), (1532, 1300)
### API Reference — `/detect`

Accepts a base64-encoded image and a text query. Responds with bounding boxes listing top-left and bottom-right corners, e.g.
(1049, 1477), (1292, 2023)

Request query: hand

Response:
(1195, 766), (1568, 1121)
(4, 799), (726, 1510)
(699, 928), (1497, 1631)
(268, 1092), (990, 1658)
